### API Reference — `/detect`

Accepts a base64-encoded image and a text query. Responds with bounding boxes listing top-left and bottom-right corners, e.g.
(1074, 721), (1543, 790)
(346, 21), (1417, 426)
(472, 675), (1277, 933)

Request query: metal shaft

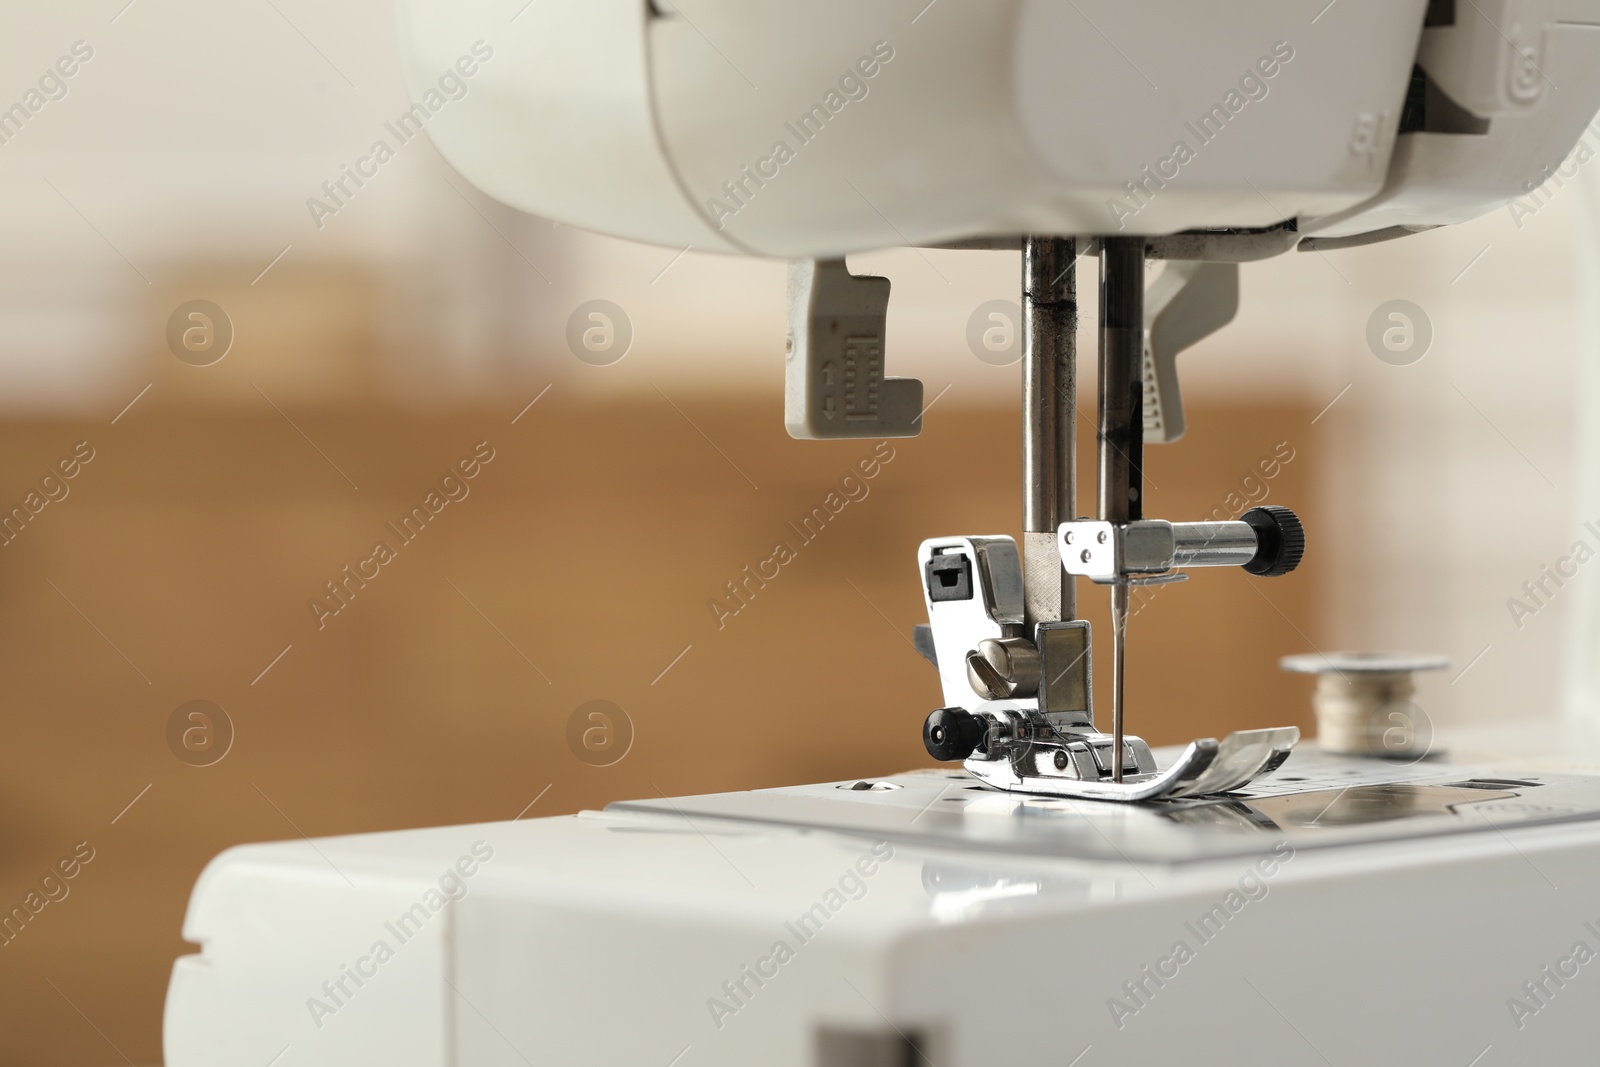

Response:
(1097, 237), (1145, 525)
(1022, 236), (1078, 632)
(1098, 237), (1144, 781)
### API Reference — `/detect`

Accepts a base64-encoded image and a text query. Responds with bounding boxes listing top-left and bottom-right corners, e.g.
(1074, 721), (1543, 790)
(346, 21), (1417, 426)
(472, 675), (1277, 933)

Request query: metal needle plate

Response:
(611, 750), (1600, 867)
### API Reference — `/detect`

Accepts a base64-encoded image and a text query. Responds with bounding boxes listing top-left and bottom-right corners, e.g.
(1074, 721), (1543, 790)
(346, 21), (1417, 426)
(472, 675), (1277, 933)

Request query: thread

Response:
(1312, 672), (1423, 756)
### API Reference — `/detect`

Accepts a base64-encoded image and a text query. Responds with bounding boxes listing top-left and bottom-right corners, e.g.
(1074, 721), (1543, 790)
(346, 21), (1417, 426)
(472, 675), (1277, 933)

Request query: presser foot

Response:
(962, 724), (1300, 802)
(914, 533), (1300, 804)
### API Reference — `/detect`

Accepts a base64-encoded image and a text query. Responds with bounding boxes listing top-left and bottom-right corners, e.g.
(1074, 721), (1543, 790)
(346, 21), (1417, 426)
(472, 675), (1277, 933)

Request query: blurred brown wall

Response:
(0, 391), (1322, 1066)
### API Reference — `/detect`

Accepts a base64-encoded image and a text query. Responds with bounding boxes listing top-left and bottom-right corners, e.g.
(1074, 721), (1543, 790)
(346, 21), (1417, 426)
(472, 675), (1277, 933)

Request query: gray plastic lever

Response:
(1142, 261), (1239, 444)
(785, 259), (924, 440)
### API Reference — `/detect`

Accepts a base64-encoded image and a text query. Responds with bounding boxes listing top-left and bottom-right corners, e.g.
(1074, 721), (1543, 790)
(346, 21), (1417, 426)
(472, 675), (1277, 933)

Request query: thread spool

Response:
(1280, 652), (1450, 758)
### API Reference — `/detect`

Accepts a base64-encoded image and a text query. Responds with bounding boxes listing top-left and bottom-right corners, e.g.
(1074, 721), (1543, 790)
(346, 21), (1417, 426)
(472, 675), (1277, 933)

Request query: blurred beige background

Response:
(3, 2), (1600, 1065)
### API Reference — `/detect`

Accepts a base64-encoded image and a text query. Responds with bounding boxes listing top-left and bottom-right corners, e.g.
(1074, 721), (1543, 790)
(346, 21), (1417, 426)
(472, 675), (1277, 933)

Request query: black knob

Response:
(1241, 505), (1305, 577)
(923, 707), (985, 762)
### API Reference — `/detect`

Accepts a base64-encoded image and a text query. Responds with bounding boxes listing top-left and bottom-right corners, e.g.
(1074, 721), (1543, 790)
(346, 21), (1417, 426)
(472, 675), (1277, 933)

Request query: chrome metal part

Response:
(1097, 237), (1145, 526)
(1021, 236), (1078, 630)
(1061, 518), (1263, 580)
(1174, 727), (1299, 797)
(917, 532), (1300, 800)
(1173, 521), (1259, 567)
(967, 637), (1041, 701)
(1035, 619), (1093, 727)
(918, 537), (1028, 713)
(963, 726), (1300, 802)
(785, 259), (923, 440)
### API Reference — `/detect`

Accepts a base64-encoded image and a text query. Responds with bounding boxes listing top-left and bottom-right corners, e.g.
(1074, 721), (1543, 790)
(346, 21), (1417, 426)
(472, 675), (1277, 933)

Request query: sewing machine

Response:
(166, 2), (1600, 1063)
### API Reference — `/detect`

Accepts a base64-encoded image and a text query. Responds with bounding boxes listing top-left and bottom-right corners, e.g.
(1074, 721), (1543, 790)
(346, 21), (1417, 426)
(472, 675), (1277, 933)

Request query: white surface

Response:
(395, 0), (735, 253)
(399, 1), (1426, 251)
(396, 1), (1600, 253)
(166, 764), (1600, 1065)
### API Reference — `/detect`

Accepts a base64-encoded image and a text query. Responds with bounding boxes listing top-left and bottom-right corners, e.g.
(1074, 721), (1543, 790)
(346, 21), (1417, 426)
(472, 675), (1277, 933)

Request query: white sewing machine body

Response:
(164, 1), (1600, 1062)
(399, 0), (1600, 256)
(166, 751), (1600, 1065)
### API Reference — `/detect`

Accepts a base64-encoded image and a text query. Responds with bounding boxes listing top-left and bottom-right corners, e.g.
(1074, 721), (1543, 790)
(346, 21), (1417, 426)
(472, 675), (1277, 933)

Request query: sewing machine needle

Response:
(1111, 580), (1129, 782)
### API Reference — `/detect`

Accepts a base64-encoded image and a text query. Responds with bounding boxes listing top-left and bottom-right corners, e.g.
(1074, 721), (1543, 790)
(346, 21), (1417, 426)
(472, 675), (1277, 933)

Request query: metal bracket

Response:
(917, 537), (1025, 713)
(1035, 620), (1093, 728)
(786, 259), (924, 440)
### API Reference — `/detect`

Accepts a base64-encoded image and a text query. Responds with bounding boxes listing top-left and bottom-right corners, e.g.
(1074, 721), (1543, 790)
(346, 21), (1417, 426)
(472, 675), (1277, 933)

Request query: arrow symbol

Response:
(822, 395), (837, 420)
